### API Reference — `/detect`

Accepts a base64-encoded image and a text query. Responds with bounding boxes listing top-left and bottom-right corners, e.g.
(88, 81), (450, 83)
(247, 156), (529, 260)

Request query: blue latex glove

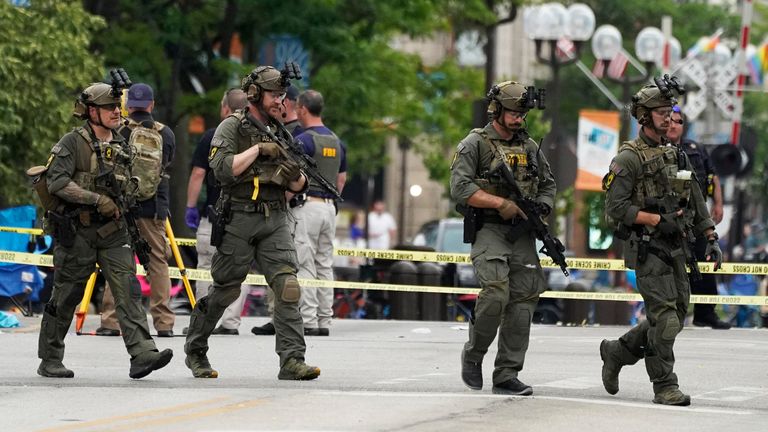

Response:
(185, 206), (200, 230)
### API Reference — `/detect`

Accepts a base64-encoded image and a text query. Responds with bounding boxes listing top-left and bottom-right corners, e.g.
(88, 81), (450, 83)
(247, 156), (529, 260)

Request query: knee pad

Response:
(277, 275), (301, 303)
(659, 312), (681, 341)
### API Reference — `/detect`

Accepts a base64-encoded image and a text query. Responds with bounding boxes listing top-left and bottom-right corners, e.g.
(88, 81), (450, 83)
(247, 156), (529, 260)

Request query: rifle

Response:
(644, 197), (702, 282)
(491, 161), (569, 276)
(244, 112), (342, 200)
(94, 169), (152, 275)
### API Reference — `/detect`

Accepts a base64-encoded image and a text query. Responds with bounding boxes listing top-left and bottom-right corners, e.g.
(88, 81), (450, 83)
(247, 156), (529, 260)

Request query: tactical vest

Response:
(228, 112), (286, 203)
(70, 126), (132, 198)
(304, 129), (341, 197)
(621, 138), (693, 225)
(471, 128), (540, 201)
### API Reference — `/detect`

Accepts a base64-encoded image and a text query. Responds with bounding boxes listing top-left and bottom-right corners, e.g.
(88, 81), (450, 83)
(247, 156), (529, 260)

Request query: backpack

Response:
(123, 118), (164, 201)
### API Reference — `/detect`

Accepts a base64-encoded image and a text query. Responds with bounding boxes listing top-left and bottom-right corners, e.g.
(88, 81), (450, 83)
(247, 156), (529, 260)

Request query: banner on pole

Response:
(575, 110), (620, 191)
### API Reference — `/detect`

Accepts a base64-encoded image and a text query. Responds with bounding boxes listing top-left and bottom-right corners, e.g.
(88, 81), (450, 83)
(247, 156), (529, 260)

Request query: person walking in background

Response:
(97, 83), (177, 338)
(292, 89), (347, 336)
(666, 107), (729, 329)
(367, 200), (396, 249)
(450, 81), (556, 396)
(600, 80), (722, 406)
(184, 88), (250, 335)
(36, 81), (172, 379)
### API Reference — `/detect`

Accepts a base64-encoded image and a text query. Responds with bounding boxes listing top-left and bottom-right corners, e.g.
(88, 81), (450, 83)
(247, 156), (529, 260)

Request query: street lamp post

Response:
(524, 2), (595, 187)
(591, 24), (666, 142)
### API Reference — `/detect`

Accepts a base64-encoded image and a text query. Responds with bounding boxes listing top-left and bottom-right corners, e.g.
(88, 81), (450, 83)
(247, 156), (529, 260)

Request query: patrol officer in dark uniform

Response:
(666, 108), (729, 329)
(35, 82), (173, 379)
(184, 66), (320, 381)
(600, 81), (722, 406)
(451, 81), (556, 395)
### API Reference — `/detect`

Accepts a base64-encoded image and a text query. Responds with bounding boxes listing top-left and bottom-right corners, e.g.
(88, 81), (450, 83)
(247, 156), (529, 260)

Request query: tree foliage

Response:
(0, 1), (104, 207)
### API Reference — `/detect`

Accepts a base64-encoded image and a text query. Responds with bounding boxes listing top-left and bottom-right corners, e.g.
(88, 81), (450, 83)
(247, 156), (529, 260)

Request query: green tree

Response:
(0, 1), (104, 207)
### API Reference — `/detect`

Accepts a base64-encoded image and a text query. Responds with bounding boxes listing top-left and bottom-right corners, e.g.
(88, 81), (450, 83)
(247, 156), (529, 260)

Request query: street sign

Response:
(713, 90), (734, 119)
(681, 58), (708, 89)
(713, 63), (738, 89)
(683, 90), (707, 120)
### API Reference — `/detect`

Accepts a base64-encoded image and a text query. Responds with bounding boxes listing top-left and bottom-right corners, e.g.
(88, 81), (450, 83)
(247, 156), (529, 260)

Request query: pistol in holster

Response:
(48, 210), (77, 248)
(637, 230), (651, 264)
(458, 204), (483, 244)
(210, 196), (231, 248)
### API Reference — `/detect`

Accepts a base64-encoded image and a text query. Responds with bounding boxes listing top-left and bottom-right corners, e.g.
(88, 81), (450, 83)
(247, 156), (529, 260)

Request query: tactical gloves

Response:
(656, 212), (680, 234)
(185, 206), (200, 230)
(96, 195), (119, 218)
(705, 238), (723, 271)
(497, 199), (528, 221)
(278, 160), (302, 183)
(258, 142), (281, 158)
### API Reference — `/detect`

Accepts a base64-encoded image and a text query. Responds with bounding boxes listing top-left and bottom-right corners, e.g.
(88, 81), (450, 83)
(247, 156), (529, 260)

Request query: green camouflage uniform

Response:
(184, 111), (308, 369)
(603, 130), (714, 395)
(39, 123), (158, 364)
(450, 123), (556, 385)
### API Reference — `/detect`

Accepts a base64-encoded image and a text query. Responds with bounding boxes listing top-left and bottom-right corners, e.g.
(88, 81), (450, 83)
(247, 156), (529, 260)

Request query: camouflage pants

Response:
(39, 221), (157, 362)
(184, 208), (306, 367)
(463, 223), (547, 385)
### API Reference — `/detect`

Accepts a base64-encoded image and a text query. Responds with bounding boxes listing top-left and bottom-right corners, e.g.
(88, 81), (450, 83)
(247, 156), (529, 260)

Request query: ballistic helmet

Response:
(241, 66), (287, 103)
(487, 81), (530, 118)
(630, 85), (675, 126)
(73, 83), (121, 119)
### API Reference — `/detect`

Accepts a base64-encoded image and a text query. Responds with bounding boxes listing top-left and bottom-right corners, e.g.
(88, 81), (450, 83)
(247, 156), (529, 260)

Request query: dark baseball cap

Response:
(127, 83), (154, 109)
(286, 86), (299, 101)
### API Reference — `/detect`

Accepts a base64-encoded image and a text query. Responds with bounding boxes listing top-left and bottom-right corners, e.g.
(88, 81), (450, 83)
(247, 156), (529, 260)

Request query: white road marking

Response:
(316, 390), (753, 415)
(693, 386), (768, 402)
(537, 376), (600, 389)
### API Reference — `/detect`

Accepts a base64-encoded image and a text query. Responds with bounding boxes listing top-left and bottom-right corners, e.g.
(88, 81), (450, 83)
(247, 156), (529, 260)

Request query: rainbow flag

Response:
(686, 35), (721, 58)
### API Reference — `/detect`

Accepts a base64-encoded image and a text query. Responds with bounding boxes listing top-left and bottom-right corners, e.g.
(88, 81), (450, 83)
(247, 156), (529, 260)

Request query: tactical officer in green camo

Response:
(184, 65), (321, 381)
(36, 82), (173, 379)
(600, 82), (722, 406)
(451, 81), (556, 396)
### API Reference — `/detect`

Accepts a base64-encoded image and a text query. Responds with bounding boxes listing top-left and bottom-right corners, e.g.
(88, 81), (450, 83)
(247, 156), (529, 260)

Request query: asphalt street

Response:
(1, 315), (766, 432)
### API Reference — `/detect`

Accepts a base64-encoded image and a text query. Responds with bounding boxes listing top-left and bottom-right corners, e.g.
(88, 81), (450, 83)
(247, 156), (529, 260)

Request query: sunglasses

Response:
(97, 103), (121, 111)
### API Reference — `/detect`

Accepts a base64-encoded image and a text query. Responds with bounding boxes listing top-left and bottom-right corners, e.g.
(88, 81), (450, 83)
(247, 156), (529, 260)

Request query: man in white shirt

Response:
(367, 200), (397, 249)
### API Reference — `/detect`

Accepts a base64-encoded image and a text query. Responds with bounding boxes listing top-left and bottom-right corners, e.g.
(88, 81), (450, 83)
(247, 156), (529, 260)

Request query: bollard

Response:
(561, 282), (592, 325)
(388, 260), (420, 320)
(417, 262), (445, 321)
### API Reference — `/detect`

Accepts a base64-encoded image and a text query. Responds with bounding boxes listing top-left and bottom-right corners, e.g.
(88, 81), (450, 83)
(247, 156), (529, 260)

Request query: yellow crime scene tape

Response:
(1, 247), (766, 306)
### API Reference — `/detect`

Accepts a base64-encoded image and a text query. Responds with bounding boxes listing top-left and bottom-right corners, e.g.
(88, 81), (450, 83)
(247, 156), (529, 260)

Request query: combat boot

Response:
(37, 360), (74, 378)
(653, 387), (691, 406)
(129, 348), (173, 379)
(185, 350), (218, 378)
(278, 358), (321, 380)
(461, 353), (483, 390)
(492, 378), (533, 396)
(600, 339), (639, 395)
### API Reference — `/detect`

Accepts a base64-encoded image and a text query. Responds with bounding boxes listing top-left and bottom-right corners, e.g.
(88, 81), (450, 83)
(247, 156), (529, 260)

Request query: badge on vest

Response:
(505, 153), (527, 166)
(104, 145), (113, 161)
(322, 147), (337, 158)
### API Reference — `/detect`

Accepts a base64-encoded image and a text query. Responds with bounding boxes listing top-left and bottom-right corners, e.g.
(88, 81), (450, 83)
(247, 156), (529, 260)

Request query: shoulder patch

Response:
(609, 161), (623, 175)
(51, 143), (62, 155)
(211, 136), (225, 148)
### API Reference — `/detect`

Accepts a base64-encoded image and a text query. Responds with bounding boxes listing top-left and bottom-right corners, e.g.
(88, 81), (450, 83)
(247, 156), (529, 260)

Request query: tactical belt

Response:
(307, 195), (335, 204)
(230, 200), (285, 213)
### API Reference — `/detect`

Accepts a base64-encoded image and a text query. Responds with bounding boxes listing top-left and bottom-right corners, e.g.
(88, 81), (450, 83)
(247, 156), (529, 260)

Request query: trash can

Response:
(417, 262), (445, 321)
(593, 289), (632, 325)
(388, 260), (419, 320)
(561, 282), (592, 325)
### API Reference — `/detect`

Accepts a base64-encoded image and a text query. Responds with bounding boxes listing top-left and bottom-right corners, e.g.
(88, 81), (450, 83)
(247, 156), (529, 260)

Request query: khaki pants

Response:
(295, 200), (336, 329)
(101, 217), (174, 332)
